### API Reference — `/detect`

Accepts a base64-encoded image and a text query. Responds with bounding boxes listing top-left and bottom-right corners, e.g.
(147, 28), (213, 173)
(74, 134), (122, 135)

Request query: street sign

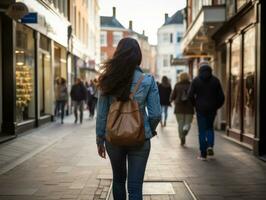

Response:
(21, 12), (38, 24)
(6, 2), (29, 20)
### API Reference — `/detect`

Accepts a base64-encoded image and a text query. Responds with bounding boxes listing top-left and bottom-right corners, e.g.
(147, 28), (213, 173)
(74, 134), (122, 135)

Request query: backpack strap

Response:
(129, 74), (145, 99)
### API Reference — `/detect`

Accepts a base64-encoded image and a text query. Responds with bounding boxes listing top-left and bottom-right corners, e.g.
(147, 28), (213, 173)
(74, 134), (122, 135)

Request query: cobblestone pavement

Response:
(0, 113), (266, 200)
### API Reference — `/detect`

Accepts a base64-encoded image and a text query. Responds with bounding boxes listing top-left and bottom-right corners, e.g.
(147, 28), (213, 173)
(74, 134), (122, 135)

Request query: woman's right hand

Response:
(97, 144), (106, 159)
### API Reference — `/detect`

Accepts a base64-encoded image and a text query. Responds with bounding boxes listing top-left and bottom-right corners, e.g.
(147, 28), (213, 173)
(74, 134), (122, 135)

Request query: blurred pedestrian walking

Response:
(158, 76), (172, 127)
(70, 78), (87, 124)
(86, 80), (97, 120)
(189, 61), (225, 160)
(96, 38), (161, 200)
(171, 72), (194, 146)
(54, 77), (68, 124)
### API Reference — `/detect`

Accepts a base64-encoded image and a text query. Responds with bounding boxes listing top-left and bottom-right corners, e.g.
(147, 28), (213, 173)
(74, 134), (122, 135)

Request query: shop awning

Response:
(181, 5), (226, 57)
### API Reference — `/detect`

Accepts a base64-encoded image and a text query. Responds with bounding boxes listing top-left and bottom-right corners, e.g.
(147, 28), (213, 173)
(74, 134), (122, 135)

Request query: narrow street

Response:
(0, 113), (266, 200)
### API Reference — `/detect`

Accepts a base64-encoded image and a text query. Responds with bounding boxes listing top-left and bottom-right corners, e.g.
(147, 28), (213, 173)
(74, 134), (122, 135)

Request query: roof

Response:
(129, 29), (148, 41)
(163, 9), (184, 26)
(100, 16), (125, 29)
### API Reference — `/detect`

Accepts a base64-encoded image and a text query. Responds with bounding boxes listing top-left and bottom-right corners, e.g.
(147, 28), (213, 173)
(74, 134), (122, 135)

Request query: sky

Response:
(99, 0), (186, 45)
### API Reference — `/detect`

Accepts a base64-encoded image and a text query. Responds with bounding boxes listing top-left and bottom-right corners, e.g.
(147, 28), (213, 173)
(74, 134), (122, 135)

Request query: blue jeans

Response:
(196, 112), (216, 157)
(161, 105), (168, 123)
(106, 140), (151, 200)
(54, 100), (66, 121)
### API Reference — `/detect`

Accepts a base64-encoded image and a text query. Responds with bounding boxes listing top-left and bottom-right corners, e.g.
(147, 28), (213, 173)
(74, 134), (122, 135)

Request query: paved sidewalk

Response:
(0, 114), (265, 200)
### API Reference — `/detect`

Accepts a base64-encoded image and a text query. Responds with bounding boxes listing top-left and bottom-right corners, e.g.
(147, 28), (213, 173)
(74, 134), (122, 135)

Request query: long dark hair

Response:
(98, 38), (142, 101)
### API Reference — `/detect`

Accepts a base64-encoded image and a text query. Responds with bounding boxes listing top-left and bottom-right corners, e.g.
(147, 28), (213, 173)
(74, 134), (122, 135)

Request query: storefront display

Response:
(243, 28), (255, 135)
(15, 24), (35, 123)
(230, 36), (241, 130)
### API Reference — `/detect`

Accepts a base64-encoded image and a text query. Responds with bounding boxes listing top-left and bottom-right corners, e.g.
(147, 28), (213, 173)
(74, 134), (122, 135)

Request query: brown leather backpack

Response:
(106, 75), (145, 146)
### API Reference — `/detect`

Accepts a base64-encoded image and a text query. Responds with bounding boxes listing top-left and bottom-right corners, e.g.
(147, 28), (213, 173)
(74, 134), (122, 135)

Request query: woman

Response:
(158, 76), (172, 127)
(54, 77), (68, 124)
(171, 72), (194, 146)
(96, 38), (161, 200)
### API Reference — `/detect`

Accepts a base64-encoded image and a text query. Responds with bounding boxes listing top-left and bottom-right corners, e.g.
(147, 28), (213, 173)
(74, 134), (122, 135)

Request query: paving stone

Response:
(0, 114), (265, 199)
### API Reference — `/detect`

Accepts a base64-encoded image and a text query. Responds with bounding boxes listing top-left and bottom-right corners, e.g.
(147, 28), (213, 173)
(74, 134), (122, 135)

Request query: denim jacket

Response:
(96, 67), (161, 145)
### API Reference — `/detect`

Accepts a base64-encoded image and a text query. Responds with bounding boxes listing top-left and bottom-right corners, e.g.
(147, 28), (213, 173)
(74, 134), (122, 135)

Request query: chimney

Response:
(165, 13), (169, 23)
(129, 20), (133, 30)
(142, 30), (145, 35)
(112, 7), (116, 18)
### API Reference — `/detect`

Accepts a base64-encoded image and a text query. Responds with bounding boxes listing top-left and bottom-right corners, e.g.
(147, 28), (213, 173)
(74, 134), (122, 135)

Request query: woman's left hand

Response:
(97, 144), (106, 159)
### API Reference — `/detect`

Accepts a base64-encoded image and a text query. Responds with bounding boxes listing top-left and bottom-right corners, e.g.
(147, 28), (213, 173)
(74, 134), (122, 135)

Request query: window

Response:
(177, 32), (183, 43)
(15, 24), (35, 123)
(100, 31), (107, 46)
(101, 52), (108, 62)
(73, 6), (76, 34)
(39, 35), (52, 116)
(226, 0), (236, 18)
(82, 17), (85, 42)
(163, 55), (169, 67)
(78, 12), (81, 39)
(237, 0), (247, 10)
(170, 55), (174, 64)
(230, 36), (241, 130)
(162, 33), (169, 43)
(170, 33), (173, 43)
(113, 32), (123, 47)
(243, 28), (255, 134)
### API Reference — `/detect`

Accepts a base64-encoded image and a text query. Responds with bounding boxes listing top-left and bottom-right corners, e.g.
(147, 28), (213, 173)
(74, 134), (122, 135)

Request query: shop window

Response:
(113, 32), (123, 47)
(100, 31), (107, 46)
(39, 35), (52, 116)
(15, 24), (35, 123)
(243, 28), (255, 135)
(230, 36), (241, 130)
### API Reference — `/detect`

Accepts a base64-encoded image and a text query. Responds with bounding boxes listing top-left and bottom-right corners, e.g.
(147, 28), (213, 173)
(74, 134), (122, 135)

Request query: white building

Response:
(88, 0), (100, 66)
(157, 9), (187, 87)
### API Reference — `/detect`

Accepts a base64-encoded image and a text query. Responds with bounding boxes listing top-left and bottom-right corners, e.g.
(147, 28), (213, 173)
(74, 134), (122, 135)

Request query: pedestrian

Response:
(171, 72), (194, 146)
(91, 79), (99, 118)
(158, 76), (172, 127)
(54, 77), (68, 124)
(86, 80), (95, 119)
(70, 78), (87, 124)
(96, 38), (161, 200)
(188, 61), (225, 160)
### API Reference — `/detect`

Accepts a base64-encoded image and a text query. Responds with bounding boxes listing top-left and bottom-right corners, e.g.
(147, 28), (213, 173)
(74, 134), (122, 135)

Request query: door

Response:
(39, 52), (52, 116)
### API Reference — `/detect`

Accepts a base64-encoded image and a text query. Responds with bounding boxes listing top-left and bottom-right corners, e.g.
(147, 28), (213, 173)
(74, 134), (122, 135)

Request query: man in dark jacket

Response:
(71, 78), (87, 124)
(189, 61), (225, 160)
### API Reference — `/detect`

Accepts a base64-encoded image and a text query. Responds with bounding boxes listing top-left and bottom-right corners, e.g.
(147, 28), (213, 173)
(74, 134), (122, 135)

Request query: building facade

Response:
(100, 7), (129, 62)
(100, 10), (155, 74)
(157, 10), (187, 87)
(181, 0), (266, 157)
(0, 0), (99, 139)
(127, 21), (154, 73)
(69, 0), (100, 83)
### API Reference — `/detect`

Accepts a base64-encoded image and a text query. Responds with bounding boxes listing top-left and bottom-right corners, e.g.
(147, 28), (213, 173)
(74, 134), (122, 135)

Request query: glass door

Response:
(39, 52), (52, 116)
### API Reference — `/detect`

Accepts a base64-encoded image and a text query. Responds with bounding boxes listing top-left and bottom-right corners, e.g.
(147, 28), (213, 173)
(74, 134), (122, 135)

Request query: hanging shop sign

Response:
(20, 12), (38, 24)
(6, 2), (29, 20)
